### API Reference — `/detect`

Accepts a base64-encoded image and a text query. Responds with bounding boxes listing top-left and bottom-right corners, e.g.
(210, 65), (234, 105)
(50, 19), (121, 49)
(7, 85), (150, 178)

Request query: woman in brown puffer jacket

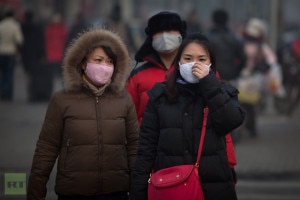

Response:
(27, 28), (139, 200)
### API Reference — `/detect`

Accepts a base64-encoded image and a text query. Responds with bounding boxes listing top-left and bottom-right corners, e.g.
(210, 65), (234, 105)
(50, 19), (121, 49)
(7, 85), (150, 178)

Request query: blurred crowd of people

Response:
(0, 3), (137, 103)
(0, 3), (299, 138)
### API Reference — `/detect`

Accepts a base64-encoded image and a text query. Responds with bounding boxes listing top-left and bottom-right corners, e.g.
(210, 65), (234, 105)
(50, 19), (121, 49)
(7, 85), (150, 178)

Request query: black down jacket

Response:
(131, 74), (245, 200)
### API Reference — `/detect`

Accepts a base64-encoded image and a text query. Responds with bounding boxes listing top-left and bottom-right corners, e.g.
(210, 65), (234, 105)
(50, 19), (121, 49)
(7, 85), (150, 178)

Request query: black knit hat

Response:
(145, 11), (186, 37)
(135, 11), (187, 62)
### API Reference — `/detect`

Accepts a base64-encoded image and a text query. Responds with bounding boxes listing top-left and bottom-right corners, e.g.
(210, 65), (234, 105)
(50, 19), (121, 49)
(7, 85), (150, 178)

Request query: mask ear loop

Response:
(205, 63), (212, 72)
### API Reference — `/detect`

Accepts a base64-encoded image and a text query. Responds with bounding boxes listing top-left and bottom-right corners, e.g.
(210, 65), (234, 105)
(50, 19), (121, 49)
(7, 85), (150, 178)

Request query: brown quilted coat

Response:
(27, 29), (139, 199)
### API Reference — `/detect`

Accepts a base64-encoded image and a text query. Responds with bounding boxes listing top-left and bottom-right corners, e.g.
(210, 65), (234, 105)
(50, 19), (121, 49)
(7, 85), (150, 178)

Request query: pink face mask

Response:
(84, 62), (114, 86)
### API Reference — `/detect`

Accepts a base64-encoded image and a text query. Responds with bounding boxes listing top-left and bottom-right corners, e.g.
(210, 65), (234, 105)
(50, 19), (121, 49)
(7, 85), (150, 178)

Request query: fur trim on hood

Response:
(63, 28), (130, 95)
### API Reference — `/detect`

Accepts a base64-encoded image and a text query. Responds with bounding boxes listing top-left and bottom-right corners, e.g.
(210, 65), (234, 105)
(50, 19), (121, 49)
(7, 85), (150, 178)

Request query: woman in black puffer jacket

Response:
(130, 33), (246, 200)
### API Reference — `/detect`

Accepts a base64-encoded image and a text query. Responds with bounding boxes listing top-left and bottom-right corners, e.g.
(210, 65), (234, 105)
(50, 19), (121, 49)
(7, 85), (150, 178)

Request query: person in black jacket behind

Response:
(206, 9), (246, 84)
(20, 10), (48, 102)
(130, 33), (246, 200)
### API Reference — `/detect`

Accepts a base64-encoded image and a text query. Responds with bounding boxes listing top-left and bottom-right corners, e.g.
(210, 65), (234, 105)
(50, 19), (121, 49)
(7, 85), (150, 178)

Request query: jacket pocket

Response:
(58, 138), (72, 170)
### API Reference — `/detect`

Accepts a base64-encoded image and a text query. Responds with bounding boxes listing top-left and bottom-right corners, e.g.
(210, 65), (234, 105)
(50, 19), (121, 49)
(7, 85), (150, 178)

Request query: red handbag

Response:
(148, 107), (208, 200)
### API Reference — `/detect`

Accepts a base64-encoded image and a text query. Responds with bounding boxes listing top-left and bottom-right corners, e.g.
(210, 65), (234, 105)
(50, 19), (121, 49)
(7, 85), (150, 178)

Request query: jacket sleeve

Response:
(27, 93), (64, 200)
(130, 84), (163, 200)
(126, 74), (139, 116)
(125, 93), (140, 171)
(199, 73), (246, 135)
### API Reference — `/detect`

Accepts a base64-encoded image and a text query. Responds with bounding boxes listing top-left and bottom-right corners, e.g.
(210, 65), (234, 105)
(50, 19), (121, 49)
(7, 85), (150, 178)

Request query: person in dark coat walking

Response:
(20, 10), (47, 102)
(130, 33), (245, 200)
(206, 9), (246, 83)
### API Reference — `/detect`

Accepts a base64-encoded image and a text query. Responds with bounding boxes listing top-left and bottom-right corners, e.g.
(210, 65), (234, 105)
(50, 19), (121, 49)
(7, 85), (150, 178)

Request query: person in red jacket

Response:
(45, 12), (68, 77)
(127, 11), (186, 124)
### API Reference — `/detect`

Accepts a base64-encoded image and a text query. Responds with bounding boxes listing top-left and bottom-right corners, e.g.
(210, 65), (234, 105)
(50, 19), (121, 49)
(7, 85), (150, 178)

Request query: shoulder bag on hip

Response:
(147, 107), (208, 200)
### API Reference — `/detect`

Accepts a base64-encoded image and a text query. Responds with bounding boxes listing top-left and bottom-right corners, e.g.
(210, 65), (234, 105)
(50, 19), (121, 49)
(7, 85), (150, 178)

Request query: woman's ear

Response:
(80, 62), (86, 75)
(81, 61), (87, 70)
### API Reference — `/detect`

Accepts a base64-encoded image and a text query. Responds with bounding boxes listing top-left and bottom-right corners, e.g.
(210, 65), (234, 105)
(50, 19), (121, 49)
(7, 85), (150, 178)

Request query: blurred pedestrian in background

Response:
(45, 12), (68, 78)
(186, 9), (203, 34)
(65, 12), (89, 49)
(276, 32), (300, 116)
(126, 11), (187, 124)
(238, 18), (285, 138)
(206, 9), (246, 84)
(204, 9), (241, 170)
(0, 6), (23, 101)
(104, 3), (136, 55)
(20, 10), (47, 102)
(205, 9), (246, 145)
(130, 33), (245, 200)
(27, 28), (139, 200)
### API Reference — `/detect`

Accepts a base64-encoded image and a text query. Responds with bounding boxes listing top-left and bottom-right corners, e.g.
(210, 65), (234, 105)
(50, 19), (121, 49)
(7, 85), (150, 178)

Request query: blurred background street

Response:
(1, 0), (300, 199)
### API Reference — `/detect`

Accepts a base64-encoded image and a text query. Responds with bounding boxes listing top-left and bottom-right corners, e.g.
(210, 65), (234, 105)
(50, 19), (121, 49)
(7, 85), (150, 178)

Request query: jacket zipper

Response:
(95, 96), (103, 188)
(64, 138), (71, 169)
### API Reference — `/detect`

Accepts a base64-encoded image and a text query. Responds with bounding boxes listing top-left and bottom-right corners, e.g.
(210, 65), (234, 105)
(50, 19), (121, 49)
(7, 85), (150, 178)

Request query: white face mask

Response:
(152, 33), (182, 53)
(179, 62), (211, 83)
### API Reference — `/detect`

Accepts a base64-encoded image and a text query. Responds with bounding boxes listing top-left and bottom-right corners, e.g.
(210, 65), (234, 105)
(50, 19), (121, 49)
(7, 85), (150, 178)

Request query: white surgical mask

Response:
(179, 62), (211, 83)
(152, 33), (182, 53)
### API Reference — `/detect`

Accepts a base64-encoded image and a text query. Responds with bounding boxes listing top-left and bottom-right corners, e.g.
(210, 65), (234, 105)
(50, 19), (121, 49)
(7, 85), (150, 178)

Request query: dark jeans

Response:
(58, 192), (128, 200)
(0, 55), (15, 101)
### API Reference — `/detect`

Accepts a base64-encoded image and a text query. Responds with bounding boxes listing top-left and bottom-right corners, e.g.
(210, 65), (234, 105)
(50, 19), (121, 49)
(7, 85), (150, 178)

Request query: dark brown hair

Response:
(82, 45), (118, 79)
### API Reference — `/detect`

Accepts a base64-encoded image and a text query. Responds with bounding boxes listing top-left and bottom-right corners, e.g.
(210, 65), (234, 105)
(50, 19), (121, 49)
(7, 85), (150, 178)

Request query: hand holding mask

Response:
(179, 62), (211, 83)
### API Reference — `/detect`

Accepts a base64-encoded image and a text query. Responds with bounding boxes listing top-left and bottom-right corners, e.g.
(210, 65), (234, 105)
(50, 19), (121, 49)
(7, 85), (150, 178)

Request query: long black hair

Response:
(164, 33), (217, 102)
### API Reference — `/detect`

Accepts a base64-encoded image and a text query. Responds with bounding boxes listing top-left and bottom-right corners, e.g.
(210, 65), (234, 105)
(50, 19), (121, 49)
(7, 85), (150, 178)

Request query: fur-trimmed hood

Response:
(63, 28), (130, 95)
